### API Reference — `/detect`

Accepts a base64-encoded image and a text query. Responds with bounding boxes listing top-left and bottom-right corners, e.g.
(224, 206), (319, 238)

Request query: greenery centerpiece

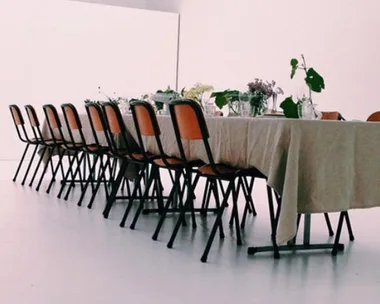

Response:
(152, 86), (181, 114)
(84, 86), (128, 105)
(210, 89), (240, 115)
(280, 55), (325, 118)
(211, 79), (282, 117)
(182, 82), (214, 106)
(84, 87), (149, 115)
(247, 79), (283, 116)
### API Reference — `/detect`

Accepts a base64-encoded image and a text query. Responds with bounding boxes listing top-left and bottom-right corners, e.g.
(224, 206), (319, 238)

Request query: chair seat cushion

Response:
(198, 164), (267, 178)
(153, 157), (184, 168)
(87, 144), (109, 153)
(198, 164), (237, 176)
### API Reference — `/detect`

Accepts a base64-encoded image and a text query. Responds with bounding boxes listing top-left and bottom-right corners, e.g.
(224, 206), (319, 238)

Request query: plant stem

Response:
(301, 54), (313, 104)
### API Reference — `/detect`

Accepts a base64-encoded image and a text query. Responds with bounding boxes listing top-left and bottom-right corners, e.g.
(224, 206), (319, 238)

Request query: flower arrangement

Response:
(247, 79), (283, 98)
(247, 79), (283, 116)
(182, 82), (214, 104)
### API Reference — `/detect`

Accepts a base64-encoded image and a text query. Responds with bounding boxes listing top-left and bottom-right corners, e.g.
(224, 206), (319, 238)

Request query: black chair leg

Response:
(57, 153), (78, 199)
(344, 212), (355, 241)
(35, 147), (54, 191)
(332, 212), (346, 255)
(200, 182), (233, 263)
(324, 213), (334, 236)
(152, 171), (182, 241)
(21, 144), (38, 186)
(119, 169), (145, 227)
(77, 155), (99, 206)
(231, 182), (242, 246)
(87, 156), (110, 209)
(210, 179), (224, 239)
(243, 176), (256, 216)
(64, 152), (85, 200)
(130, 166), (157, 230)
(103, 161), (129, 219)
(13, 143), (30, 182)
(167, 170), (195, 249)
(29, 146), (47, 187)
(200, 179), (211, 215)
(267, 186), (280, 259)
(46, 149), (65, 194)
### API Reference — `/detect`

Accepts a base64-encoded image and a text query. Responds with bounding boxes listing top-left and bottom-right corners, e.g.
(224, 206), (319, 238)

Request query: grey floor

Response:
(1, 160), (380, 304)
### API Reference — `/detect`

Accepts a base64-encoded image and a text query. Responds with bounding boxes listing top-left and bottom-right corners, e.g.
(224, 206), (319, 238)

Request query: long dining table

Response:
(43, 113), (380, 254)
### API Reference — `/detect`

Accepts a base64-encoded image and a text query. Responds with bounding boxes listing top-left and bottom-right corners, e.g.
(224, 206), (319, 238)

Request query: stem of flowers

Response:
(300, 54), (313, 104)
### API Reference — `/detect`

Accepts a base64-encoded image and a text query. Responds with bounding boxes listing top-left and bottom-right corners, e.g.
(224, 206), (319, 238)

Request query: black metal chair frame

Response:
(9, 104), (42, 185)
(100, 102), (156, 219)
(123, 100), (214, 236)
(61, 103), (113, 208)
(168, 99), (271, 263)
(42, 104), (85, 196)
(24, 104), (68, 192)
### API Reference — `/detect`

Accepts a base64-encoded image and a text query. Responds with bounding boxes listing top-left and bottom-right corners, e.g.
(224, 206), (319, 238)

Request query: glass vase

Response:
(250, 100), (268, 117)
(297, 100), (321, 120)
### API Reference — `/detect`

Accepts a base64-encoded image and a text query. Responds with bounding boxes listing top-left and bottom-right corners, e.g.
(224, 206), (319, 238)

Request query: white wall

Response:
(178, 0), (380, 120)
(0, 0), (178, 160)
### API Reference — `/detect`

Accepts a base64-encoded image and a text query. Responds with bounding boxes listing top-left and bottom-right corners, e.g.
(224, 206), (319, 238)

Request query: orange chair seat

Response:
(30, 138), (63, 145)
(61, 143), (85, 150)
(198, 164), (237, 176)
(86, 144), (109, 153)
(198, 164), (266, 178)
(153, 157), (184, 168)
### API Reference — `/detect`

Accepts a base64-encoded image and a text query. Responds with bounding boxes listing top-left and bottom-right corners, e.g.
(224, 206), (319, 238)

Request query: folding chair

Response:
(61, 103), (112, 207)
(9, 104), (41, 184)
(168, 99), (273, 263)
(42, 104), (85, 196)
(101, 102), (151, 219)
(124, 100), (211, 236)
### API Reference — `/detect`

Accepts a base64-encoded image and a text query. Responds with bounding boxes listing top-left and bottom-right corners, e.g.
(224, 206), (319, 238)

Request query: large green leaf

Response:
(290, 58), (298, 79)
(213, 95), (229, 109)
(305, 68), (325, 92)
(280, 96), (299, 118)
(211, 90), (240, 109)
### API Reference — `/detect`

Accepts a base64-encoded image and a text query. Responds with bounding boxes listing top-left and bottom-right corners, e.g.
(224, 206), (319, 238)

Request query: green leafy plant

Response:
(84, 86), (127, 105)
(280, 55), (325, 118)
(154, 86), (182, 110)
(211, 89), (240, 109)
(182, 83), (214, 104)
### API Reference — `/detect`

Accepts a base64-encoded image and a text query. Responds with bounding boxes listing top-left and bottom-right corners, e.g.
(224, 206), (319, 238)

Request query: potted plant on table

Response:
(280, 55), (325, 119)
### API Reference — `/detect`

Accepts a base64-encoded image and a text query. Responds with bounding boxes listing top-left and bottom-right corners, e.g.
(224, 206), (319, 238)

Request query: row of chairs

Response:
(10, 101), (269, 262)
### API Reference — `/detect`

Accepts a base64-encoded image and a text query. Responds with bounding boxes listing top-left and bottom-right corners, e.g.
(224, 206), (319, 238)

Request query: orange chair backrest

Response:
(10, 105), (23, 126)
(173, 104), (203, 140)
(134, 104), (155, 136)
(25, 106), (39, 127)
(62, 105), (80, 130)
(321, 111), (340, 120)
(88, 105), (104, 132)
(104, 105), (121, 134)
(45, 107), (60, 129)
(367, 111), (380, 122)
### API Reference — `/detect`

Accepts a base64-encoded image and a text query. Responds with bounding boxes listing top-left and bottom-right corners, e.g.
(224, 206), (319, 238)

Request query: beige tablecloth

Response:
(125, 116), (380, 244)
(43, 114), (380, 244)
